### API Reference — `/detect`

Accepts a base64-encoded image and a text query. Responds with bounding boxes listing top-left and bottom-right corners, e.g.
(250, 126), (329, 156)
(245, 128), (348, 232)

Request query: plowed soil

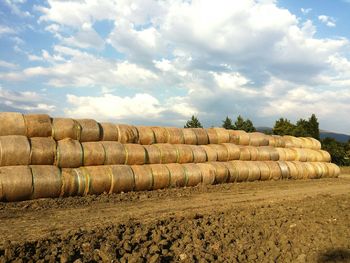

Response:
(1, 175), (350, 262)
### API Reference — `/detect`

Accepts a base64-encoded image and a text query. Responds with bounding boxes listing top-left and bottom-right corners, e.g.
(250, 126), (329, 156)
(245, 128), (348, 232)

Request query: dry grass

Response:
(340, 166), (350, 175)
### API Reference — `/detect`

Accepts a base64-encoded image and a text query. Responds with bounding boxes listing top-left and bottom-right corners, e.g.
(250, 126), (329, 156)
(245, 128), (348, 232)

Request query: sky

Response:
(0, 0), (350, 133)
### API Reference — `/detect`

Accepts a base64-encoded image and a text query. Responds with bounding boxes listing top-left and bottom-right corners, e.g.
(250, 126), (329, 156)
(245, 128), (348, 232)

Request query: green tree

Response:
(184, 115), (203, 128)
(272, 114), (320, 139)
(321, 137), (350, 166)
(222, 116), (234, 129)
(233, 115), (256, 132)
(273, 118), (295, 135)
(293, 119), (310, 137)
(308, 114), (320, 140)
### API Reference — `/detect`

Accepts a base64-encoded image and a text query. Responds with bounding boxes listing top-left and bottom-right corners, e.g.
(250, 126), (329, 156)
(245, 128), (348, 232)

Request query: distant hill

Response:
(256, 127), (350, 143)
(319, 131), (350, 143)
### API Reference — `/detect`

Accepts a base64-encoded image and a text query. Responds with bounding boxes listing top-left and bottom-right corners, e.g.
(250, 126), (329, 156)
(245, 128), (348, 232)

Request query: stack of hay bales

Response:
(0, 112), (340, 202)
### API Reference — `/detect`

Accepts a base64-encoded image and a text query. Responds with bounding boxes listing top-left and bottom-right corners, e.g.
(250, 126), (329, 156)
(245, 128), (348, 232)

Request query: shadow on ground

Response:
(318, 248), (350, 263)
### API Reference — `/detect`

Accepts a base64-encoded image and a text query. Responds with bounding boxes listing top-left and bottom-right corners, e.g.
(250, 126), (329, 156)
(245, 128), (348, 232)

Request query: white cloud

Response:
(1, 46), (158, 88)
(66, 93), (164, 120)
(3, 0), (32, 17)
(0, 25), (16, 36)
(0, 60), (18, 69)
(0, 87), (56, 113)
(318, 15), (336, 27)
(301, 8), (311, 15)
(4, 0), (350, 132)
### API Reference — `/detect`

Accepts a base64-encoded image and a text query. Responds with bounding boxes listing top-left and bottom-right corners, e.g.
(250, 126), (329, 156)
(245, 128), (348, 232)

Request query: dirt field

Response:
(1, 173), (350, 262)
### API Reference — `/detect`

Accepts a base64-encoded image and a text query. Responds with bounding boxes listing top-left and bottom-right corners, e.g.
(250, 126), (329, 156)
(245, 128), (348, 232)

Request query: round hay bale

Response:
(277, 161), (290, 179)
(136, 126), (155, 145)
(76, 119), (101, 142)
(60, 168), (87, 197)
(82, 142), (106, 166)
(256, 147), (271, 161)
(247, 146), (258, 161)
(197, 163), (216, 185)
(144, 145), (161, 164)
(131, 165), (153, 191)
(183, 163), (202, 187)
(81, 166), (112, 195)
(290, 148), (306, 162)
(124, 144), (146, 165)
(300, 138), (313, 149)
(265, 161), (282, 180)
(326, 163), (340, 178)
(239, 146), (251, 161)
(166, 163), (186, 188)
(56, 139), (83, 168)
(318, 150), (331, 162)
(222, 143), (240, 160)
(209, 162), (229, 184)
(310, 162), (324, 179)
(149, 164), (170, 190)
(24, 114), (52, 137)
(257, 146), (279, 161)
(248, 133), (261, 147)
(313, 150), (324, 162)
(309, 137), (321, 150)
(283, 135), (301, 148)
(215, 128), (230, 143)
(0, 112), (26, 136)
(317, 162), (329, 178)
(238, 133), (250, 145)
(52, 118), (81, 141)
(267, 136), (276, 147)
(30, 165), (62, 199)
(0, 166), (33, 202)
(192, 128), (209, 145)
(101, 142), (126, 165)
(275, 148), (286, 161)
(166, 127), (184, 144)
(221, 162), (238, 182)
(306, 150), (316, 162)
(116, 124), (139, 143)
(155, 144), (178, 164)
(252, 132), (269, 146)
(151, 127), (169, 143)
(30, 137), (56, 165)
(208, 144), (229, 161)
(228, 130), (240, 144)
(284, 148), (297, 161)
(228, 130), (250, 145)
(272, 135), (285, 147)
(190, 145), (207, 163)
(175, 144), (194, 164)
(292, 161), (306, 179)
(255, 161), (270, 181)
(109, 165), (135, 193)
(303, 162), (315, 179)
(200, 145), (218, 162)
(285, 161), (299, 180)
(206, 128), (219, 144)
(246, 161), (261, 182)
(0, 135), (30, 166)
(100, 122), (118, 141)
(231, 160), (249, 182)
(183, 128), (197, 145)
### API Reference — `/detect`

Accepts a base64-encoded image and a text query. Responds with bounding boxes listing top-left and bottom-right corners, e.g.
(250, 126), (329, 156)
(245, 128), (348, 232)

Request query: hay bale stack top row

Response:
(0, 112), (321, 149)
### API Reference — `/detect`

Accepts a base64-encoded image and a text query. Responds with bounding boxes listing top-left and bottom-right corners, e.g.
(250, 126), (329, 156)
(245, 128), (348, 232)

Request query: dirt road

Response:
(1, 176), (350, 262)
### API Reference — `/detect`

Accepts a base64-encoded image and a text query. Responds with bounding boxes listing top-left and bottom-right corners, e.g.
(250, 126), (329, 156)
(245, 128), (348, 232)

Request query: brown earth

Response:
(1, 175), (350, 262)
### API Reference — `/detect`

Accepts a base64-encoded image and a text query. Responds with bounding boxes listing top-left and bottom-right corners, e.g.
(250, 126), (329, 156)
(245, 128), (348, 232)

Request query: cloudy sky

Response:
(0, 0), (350, 133)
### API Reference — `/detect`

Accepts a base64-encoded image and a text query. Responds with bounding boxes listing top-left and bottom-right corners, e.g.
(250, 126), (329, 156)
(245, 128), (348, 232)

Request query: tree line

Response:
(184, 114), (350, 166)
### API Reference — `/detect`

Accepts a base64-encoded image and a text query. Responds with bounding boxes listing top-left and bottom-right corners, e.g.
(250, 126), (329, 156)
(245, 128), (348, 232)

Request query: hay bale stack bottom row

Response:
(0, 112), (339, 202)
